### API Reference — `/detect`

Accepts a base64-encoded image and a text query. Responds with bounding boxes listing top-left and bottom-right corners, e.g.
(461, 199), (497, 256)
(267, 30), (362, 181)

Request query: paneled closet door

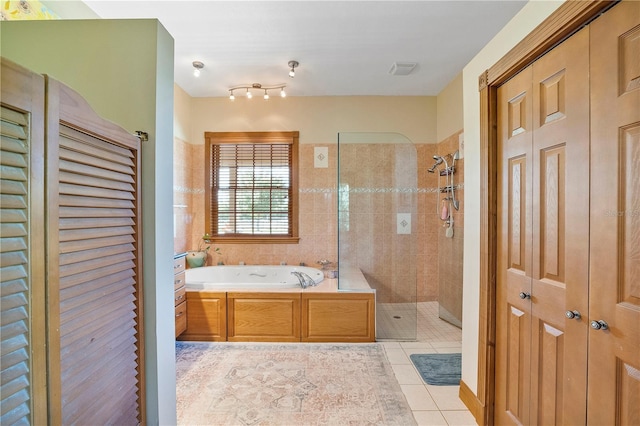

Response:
(588, 2), (640, 424)
(496, 26), (590, 425)
(496, 64), (534, 426)
(45, 77), (144, 425)
(0, 59), (47, 425)
(529, 26), (590, 426)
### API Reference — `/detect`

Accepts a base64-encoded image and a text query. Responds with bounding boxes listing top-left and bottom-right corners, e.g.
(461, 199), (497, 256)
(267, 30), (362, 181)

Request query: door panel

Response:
(530, 26), (590, 426)
(497, 25), (590, 426)
(589, 2), (640, 424)
(0, 59), (47, 426)
(46, 79), (143, 425)
(497, 65), (533, 426)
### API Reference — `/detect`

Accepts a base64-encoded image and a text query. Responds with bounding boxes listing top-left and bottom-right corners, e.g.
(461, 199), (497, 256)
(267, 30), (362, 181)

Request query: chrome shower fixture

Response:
(427, 156), (443, 173)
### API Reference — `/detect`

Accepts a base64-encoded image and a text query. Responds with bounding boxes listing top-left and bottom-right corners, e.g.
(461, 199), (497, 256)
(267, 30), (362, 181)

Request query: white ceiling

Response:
(81, 1), (527, 98)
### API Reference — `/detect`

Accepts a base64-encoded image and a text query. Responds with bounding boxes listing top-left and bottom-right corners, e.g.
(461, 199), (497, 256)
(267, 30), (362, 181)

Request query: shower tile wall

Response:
(436, 130), (464, 327)
(416, 143), (440, 302)
(339, 143), (422, 304)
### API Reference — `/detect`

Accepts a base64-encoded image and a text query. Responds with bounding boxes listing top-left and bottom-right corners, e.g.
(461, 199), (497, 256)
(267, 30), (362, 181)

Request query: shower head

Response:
(428, 156), (444, 173)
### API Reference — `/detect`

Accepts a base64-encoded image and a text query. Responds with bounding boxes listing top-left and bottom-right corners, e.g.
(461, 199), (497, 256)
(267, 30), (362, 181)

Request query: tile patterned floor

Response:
(380, 301), (477, 426)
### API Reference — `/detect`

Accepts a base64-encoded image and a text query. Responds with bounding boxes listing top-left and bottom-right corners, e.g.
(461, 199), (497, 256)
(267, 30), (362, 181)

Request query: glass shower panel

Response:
(337, 132), (417, 341)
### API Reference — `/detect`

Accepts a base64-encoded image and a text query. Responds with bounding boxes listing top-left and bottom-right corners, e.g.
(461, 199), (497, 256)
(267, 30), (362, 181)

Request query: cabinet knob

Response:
(590, 320), (608, 330)
(565, 310), (581, 320)
(519, 292), (531, 300)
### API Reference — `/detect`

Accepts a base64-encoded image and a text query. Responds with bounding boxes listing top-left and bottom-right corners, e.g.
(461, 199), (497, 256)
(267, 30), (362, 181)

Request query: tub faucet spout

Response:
(291, 271), (316, 289)
(291, 272), (307, 288)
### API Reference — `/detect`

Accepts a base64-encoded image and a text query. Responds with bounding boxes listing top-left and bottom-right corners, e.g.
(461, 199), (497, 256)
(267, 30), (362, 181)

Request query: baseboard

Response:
(459, 379), (484, 425)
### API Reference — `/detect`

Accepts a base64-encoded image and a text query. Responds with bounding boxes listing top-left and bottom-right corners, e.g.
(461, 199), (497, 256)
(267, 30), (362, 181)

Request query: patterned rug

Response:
(176, 342), (416, 425)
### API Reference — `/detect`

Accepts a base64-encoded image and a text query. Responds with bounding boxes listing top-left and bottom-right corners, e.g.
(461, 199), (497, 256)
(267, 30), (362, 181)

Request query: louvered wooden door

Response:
(588, 2), (640, 424)
(0, 58), (47, 426)
(46, 78), (144, 425)
(496, 26), (590, 425)
(1, 57), (143, 425)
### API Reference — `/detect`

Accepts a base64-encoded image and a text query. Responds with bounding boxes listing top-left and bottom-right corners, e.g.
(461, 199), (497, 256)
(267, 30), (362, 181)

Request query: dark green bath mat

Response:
(410, 353), (461, 386)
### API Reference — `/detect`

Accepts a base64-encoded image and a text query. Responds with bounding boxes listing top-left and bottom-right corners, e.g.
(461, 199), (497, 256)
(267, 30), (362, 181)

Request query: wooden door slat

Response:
(59, 206), (134, 218)
(59, 159), (134, 184)
(0, 165), (27, 182)
(59, 147), (133, 176)
(60, 271), (134, 301)
(59, 243), (134, 266)
(60, 125), (134, 159)
(59, 234), (135, 254)
(58, 194), (134, 209)
(59, 170), (134, 193)
(0, 136), (28, 154)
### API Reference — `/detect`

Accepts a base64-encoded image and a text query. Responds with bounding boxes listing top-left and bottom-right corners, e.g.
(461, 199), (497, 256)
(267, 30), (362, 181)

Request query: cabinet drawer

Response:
(173, 256), (186, 275)
(174, 271), (185, 291)
(175, 301), (187, 337)
(174, 286), (186, 307)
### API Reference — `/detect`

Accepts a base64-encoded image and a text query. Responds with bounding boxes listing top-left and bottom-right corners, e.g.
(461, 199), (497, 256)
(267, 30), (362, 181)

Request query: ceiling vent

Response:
(389, 62), (417, 76)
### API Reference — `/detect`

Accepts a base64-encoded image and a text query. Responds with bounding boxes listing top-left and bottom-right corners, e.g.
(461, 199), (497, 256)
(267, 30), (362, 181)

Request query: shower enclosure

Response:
(337, 132), (417, 340)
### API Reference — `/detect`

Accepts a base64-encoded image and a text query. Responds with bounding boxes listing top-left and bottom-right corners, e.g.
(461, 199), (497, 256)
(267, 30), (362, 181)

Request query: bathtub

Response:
(180, 265), (376, 342)
(185, 265), (325, 290)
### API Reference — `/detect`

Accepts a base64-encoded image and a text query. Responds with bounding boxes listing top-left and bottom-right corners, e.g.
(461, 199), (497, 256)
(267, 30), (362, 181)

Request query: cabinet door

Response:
(182, 291), (227, 341)
(227, 292), (300, 342)
(45, 78), (144, 425)
(0, 58), (47, 426)
(588, 2), (640, 424)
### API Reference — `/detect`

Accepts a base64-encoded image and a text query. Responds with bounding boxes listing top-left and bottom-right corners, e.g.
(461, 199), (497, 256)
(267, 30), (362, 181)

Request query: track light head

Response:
(288, 60), (299, 78)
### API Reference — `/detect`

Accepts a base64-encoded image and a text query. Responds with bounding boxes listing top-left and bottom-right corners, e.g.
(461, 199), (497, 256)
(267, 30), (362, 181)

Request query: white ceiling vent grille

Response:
(389, 62), (417, 76)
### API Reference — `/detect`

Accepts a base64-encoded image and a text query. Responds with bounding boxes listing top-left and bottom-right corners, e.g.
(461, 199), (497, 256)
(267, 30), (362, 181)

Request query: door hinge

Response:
(135, 130), (149, 142)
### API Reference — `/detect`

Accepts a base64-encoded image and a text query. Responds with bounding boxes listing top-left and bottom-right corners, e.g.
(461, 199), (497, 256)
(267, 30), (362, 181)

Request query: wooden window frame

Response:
(469, 1), (616, 425)
(204, 131), (300, 244)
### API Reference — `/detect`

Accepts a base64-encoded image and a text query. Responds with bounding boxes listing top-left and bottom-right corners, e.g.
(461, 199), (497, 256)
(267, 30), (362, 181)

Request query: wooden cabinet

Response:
(227, 292), (301, 342)
(302, 292), (375, 342)
(174, 255), (187, 337)
(179, 291), (227, 341)
(178, 287), (375, 343)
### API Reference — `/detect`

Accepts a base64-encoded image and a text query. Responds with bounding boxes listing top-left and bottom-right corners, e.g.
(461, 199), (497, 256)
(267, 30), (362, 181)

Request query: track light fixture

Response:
(288, 60), (299, 78)
(228, 83), (286, 101)
(192, 60), (204, 77)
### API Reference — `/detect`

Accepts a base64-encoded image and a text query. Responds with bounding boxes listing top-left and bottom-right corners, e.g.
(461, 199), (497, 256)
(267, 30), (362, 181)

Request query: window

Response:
(205, 131), (299, 244)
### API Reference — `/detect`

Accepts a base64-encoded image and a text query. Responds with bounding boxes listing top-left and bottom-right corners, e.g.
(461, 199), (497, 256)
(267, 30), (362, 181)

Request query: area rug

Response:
(176, 342), (416, 425)
(409, 353), (461, 386)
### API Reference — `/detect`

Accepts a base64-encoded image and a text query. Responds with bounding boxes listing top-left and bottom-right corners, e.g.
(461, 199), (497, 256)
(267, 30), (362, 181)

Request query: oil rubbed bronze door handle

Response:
(519, 292), (531, 300)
